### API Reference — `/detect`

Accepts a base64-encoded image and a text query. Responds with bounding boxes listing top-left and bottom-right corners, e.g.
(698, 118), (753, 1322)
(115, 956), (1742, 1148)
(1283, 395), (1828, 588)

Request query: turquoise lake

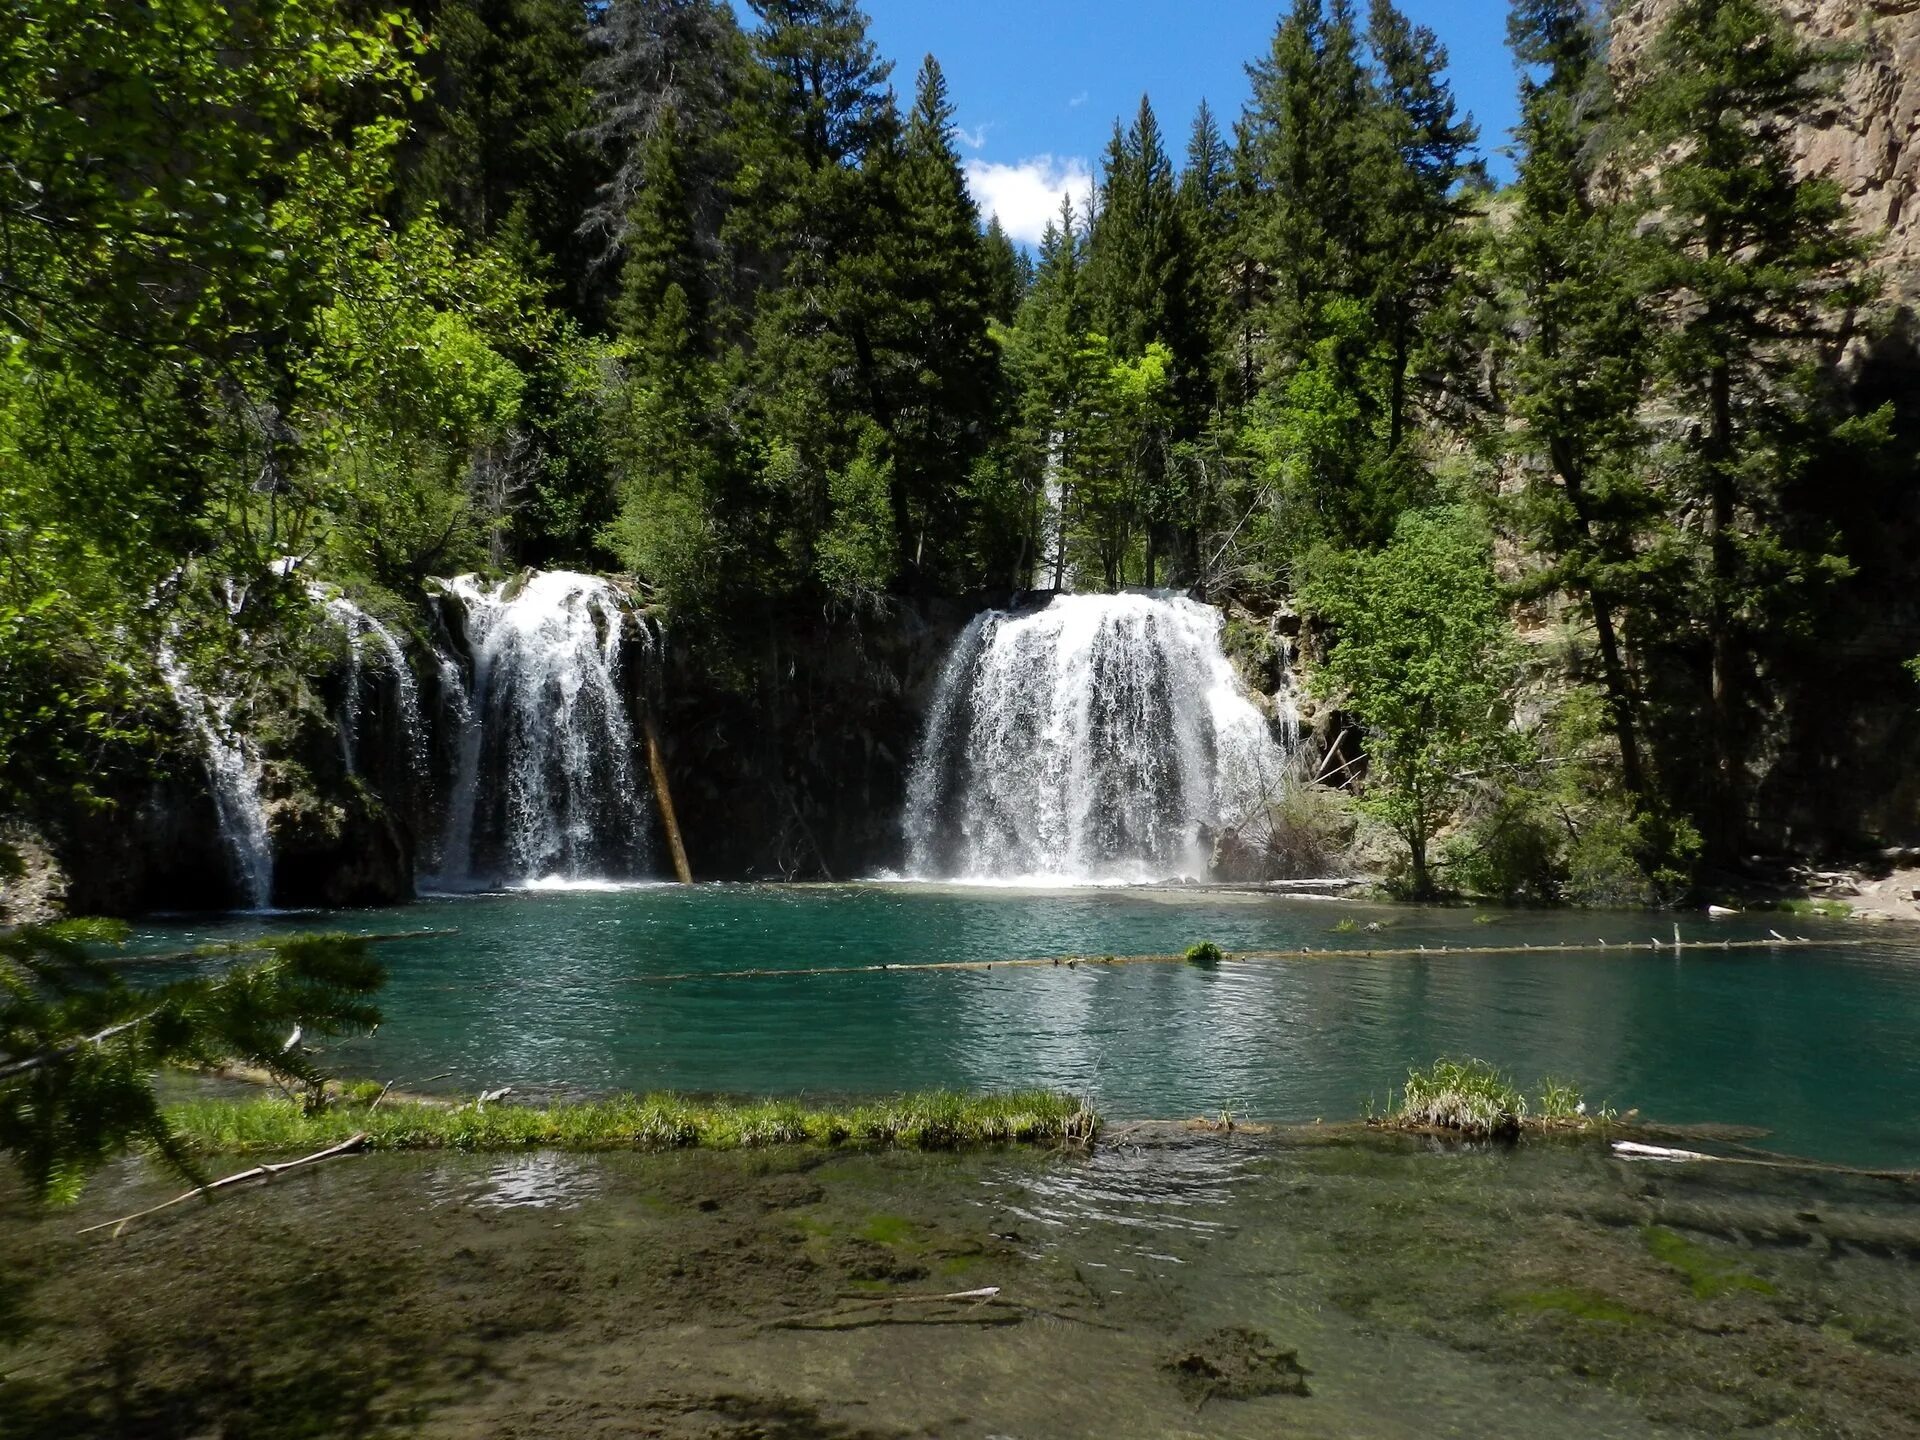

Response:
(127, 884), (1920, 1169)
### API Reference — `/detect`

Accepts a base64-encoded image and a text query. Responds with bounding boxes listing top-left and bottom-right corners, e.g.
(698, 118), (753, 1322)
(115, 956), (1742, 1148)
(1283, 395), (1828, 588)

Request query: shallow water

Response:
(122, 884), (1920, 1167)
(4, 1133), (1917, 1438)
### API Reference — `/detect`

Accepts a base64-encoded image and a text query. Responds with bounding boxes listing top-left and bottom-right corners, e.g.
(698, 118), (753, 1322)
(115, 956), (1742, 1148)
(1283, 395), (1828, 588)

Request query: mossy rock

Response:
(1163, 1327), (1311, 1402)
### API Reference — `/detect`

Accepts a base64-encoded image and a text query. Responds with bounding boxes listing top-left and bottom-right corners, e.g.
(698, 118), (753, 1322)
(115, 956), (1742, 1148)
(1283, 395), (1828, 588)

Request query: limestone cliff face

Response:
(1613, 0), (1920, 304)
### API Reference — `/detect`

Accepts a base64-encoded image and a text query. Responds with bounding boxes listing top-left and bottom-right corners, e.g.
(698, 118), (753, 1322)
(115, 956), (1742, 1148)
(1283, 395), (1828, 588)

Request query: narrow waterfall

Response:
(157, 644), (275, 908)
(429, 571), (654, 888)
(903, 593), (1292, 883)
(318, 593), (426, 778)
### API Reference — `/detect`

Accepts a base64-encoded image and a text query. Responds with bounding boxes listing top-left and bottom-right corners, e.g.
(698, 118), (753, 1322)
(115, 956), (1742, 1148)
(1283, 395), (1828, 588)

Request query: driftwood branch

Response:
(78, 1132), (370, 1238)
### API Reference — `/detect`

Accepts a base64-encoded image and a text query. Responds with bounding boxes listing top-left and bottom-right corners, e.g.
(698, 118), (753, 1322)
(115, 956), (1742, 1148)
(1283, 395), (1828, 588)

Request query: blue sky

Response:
(734, 3), (1523, 244)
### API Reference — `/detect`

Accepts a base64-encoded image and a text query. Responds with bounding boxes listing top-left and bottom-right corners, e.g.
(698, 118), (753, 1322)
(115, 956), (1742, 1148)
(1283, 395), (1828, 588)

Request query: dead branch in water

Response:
(78, 1133), (370, 1238)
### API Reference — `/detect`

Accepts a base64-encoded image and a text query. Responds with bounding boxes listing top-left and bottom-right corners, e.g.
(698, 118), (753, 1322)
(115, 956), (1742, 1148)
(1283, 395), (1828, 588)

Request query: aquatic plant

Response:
(1383, 1059), (1612, 1140)
(163, 1088), (1098, 1157)
(1393, 1058), (1527, 1139)
(1184, 942), (1224, 967)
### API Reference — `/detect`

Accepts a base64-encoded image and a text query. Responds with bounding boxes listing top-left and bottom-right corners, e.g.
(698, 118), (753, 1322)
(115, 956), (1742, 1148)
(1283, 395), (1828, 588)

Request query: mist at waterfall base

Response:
(124, 887), (1920, 1169)
(902, 593), (1296, 885)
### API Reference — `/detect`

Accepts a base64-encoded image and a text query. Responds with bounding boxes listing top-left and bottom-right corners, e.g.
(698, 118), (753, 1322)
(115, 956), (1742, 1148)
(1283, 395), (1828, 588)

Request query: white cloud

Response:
(964, 155), (1095, 246)
(955, 122), (993, 151)
(1068, 91), (1089, 109)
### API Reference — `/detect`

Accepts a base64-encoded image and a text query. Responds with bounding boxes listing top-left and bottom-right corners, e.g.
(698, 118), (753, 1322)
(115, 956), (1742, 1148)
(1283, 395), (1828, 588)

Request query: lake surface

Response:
(125, 884), (1920, 1168)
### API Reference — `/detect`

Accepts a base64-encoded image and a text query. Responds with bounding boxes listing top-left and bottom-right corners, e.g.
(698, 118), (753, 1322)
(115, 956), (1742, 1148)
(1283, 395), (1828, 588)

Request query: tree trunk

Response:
(1707, 356), (1739, 858)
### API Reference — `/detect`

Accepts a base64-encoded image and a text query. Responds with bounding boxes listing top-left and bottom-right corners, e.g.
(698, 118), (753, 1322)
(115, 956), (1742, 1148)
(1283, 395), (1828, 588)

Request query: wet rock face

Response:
(659, 596), (996, 881)
(1613, 0), (1920, 306)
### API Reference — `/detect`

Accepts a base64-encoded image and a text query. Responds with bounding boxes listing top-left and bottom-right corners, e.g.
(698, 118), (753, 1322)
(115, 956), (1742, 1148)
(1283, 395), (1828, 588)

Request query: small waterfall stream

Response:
(157, 643), (275, 909)
(318, 593), (426, 779)
(429, 571), (654, 888)
(903, 593), (1293, 883)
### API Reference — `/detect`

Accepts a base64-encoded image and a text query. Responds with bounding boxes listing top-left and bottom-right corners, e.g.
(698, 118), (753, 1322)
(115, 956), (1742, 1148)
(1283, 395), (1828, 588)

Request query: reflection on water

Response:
(123, 884), (1920, 1167)
(430, 1152), (602, 1212)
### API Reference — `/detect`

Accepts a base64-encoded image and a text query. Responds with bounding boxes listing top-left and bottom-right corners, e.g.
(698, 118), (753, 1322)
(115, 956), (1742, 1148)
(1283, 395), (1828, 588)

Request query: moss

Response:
(1503, 1287), (1652, 1327)
(1643, 1226), (1777, 1300)
(163, 1088), (1099, 1158)
(858, 1214), (919, 1246)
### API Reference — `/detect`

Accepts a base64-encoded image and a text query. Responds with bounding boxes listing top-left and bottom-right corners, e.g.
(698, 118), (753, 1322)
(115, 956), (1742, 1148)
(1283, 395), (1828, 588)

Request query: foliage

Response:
(1183, 942), (1224, 967)
(1299, 508), (1522, 898)
(0, 924), (383, 1202)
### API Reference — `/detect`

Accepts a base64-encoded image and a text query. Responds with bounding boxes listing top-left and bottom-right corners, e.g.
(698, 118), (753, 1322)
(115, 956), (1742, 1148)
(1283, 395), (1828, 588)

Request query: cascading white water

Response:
(903, 593), (1293, 884)
(429, 571), (653, 888)
(156, 643), (275, 908)
(317, 593), (426, 778)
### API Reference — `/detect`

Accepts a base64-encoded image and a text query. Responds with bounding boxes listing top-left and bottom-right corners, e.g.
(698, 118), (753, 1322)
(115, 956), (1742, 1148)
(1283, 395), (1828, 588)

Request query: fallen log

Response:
(629, 935), (1866, 985)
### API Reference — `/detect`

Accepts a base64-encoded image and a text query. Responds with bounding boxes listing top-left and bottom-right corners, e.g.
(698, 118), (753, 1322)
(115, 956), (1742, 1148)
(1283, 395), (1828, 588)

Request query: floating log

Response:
(629, 935), (1864, 985)
(641, 708), (693, 885)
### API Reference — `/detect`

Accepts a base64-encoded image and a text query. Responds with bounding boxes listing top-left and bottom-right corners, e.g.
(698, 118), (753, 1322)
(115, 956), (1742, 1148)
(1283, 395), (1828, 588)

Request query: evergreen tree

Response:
(1501, 0), (1661, 803)
(1624, 0), (1880, 853)
(403, 0), (601, 295)
(877, 55), (1006, 588)
(1242, 0), (1375, 371)
(1363, 0), (1481, 453)
(581, 0), (742, 274)
(982, 216), (1030, 323)
(614, 107), (709, 344)
(1180, 100), (1236, 412)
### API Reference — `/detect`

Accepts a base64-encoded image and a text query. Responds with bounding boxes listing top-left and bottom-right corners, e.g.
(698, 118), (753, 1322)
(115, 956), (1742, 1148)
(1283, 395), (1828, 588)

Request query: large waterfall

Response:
(902, 593), (1293, 884)
(430, 572), (654, 888)
(157, 643), (275, 909)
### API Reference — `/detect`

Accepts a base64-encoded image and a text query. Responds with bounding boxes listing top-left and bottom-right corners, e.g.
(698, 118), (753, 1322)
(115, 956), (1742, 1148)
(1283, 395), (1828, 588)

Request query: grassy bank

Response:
(164, 1089), (1098, 1157)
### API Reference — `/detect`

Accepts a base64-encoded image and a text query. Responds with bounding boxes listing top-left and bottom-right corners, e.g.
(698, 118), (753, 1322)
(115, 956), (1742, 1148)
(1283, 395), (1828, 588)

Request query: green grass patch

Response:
(1642, 1226), (1777, 1300)
(163, 1089), (1098, 1158)
(1378, 1058), (1612, 1140)
(1762, 898), (1853, 920)
(1503, 1287), (1652, 1327)
(1184, 941), (1224, 966)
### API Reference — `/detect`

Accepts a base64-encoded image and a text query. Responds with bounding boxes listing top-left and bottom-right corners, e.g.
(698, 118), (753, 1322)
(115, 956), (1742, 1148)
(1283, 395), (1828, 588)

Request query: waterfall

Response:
(902, 593), (1293, 884)
(429, 571), (654, 888)
(157, 644), (275, 909)
(317, 593), (426, 778)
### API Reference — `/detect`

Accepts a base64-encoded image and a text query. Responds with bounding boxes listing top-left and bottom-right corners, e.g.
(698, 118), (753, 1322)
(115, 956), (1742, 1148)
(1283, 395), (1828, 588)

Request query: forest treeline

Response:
(2, 0), (1909, 898)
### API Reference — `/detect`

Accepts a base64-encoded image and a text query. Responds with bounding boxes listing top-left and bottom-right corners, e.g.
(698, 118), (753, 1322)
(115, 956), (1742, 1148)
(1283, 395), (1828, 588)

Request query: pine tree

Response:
(1243, 0), (1375, 371)
(581, 0), (743, 273)
(878, 55), (1005, 588)
(614, 107), (708, 345)
(1624, 0), (1880, 853)
(1363, 0), (1481, 453)
(981, 216), (1029, 323)
(1501, 0), (1660, 803)
(404, 0), (602, 297)
(1180, 100), (1235, 413)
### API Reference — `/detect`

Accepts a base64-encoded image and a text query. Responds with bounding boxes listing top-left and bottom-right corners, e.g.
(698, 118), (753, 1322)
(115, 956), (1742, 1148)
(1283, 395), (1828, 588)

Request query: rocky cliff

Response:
(1614, 0), (1920, 307)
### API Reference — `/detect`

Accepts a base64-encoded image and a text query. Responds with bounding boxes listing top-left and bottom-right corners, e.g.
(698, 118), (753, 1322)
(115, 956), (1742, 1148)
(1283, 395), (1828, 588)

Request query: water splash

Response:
(903, 593), (1292, 884)
(156, 643), (274, 909)
(429, 572), (653, 888)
